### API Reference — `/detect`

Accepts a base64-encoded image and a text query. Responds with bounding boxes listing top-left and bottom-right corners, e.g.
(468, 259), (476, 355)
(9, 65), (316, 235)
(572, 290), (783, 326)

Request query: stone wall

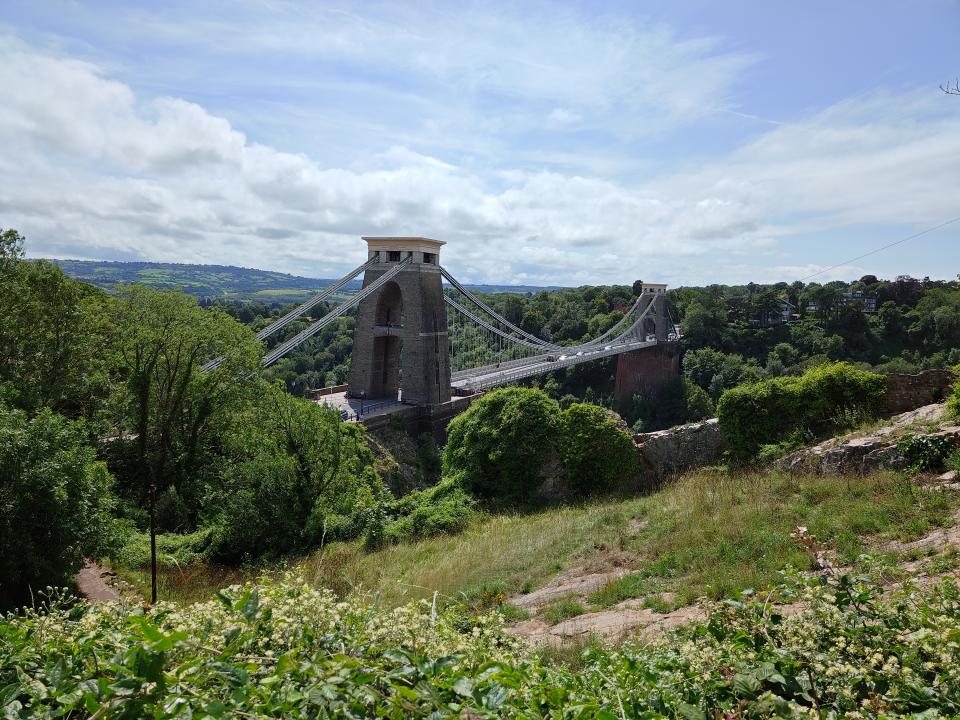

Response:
(633, 418), (727, 487)
(358, 392), (483, 443)
(883, 369), (955, 414)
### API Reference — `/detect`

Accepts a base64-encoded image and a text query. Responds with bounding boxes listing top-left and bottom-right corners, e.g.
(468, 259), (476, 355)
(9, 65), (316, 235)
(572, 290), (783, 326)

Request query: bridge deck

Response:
(315, 340), (675, 420)
(450, 339), (660, 392)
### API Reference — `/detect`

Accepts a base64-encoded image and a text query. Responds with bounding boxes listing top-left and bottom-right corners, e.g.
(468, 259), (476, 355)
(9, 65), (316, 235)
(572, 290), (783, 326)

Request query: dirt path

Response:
(75, 560), (122, 602)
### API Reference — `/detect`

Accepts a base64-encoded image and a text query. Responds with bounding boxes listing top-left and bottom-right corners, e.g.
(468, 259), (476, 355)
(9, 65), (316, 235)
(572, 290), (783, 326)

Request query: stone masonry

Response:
(348, 237), (452, 407)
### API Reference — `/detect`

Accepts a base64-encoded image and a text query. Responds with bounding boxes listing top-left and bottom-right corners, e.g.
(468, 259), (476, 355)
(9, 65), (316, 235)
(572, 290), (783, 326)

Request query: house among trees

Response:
(727, 292), (797, 327)
(807, 290), (878, 314)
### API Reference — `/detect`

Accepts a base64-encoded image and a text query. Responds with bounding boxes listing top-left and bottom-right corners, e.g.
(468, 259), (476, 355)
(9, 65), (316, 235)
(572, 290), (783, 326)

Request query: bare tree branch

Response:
(941, 78), (960, 95)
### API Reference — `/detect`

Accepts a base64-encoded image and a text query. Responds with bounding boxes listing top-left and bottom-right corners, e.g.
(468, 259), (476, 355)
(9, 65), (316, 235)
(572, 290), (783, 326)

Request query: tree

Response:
(206, 382), (381, 562)
(679, 300), (726, 349)
(631, 279), (645, 297)
(0, 242), (111, 419)
(683, 347), (727, 391)
(110, 286), (264, 512)
(0, 404), (116, 608)
(443, 387), (560, 502)
(0, 228), (24, 266)
(558, 404), (637, 495)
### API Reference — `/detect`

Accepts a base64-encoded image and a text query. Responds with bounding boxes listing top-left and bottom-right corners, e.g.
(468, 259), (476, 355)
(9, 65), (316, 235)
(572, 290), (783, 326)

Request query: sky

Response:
(1, 0), (959, 287)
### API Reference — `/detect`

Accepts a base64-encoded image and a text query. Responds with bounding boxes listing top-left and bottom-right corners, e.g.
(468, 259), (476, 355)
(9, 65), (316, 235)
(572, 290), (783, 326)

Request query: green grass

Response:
(540, 597), (587, 624)
(301, 500), (647, 607)
(588, 573), (659, 608)
(624, 469), (955, 605)
(117, 470), (958, 611)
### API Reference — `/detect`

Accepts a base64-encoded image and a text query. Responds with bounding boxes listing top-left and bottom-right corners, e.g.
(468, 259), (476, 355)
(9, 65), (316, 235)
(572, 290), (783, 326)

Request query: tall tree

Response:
(110, 287), (263, 510)
(0, 230), (111, 419)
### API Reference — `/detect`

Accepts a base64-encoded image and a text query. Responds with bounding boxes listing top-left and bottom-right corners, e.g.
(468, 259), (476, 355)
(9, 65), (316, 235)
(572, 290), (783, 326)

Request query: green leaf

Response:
(677, 703), (707, 720)
(452, 676), (474, 698)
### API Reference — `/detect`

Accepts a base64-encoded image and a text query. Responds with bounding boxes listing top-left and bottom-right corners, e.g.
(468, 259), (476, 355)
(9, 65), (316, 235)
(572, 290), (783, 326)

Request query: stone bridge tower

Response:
(613, 282), (679, 406)
(348, 237), (452, 407)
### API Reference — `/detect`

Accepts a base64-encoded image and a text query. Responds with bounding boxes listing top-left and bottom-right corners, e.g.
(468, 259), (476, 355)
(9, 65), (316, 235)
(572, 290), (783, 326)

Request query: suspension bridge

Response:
(208, 237), (678, 425)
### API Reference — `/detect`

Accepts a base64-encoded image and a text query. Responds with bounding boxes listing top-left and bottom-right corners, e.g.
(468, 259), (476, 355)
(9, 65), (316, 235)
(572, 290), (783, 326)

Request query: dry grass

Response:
(116, 470), (959, 611)
(299, 500), (647, 607)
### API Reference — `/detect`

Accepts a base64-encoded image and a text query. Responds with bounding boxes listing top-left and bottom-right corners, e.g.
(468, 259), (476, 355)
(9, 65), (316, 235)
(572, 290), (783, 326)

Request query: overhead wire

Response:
(798, 215), (960, 282)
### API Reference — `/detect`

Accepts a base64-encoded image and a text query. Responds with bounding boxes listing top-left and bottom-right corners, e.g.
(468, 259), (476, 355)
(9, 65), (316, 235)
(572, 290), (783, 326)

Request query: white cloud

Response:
(546, 108), (581, 128)
(1, 39), (958, 287)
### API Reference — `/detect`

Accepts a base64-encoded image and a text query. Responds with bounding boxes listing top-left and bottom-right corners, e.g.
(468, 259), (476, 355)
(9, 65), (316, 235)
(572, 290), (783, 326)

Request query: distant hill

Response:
(50, 259), (561, 304)
(52, 259), (342, 304)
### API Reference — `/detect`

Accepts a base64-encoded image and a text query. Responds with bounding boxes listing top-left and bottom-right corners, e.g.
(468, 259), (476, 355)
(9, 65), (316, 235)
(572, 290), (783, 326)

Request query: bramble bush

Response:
(380, 474), (477, 544)
(897, 433), (957, 474)
(3, 561), (960, 717)
(717, 362), (887, 459)
(948, 367), (960, 419)
(443, 387), (561, 502)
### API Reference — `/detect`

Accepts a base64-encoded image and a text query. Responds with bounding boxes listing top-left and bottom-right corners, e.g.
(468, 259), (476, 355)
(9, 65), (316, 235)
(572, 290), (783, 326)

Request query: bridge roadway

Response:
(450, 338), (660, 392)
(311, 338), (667, 420)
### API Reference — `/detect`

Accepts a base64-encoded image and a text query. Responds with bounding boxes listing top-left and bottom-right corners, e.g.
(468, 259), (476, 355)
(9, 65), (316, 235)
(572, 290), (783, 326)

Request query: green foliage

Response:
(114, 528), (214, 570)
(5, 570), (960, 718)
(558, 403), (637, 495)
(898, 433), (957, 474)
(0, 404), (116, 607)
(382, 474), (476, 543)
(717, 362), (887, 459)
(625, 377), (715, 432)
(108, 285), (265, 529)
(948, 370), (960, 419)
(205, 382), (382, 562)
(0, 245), (111, 418)
(445, 389), (640, 501)
(587, 573), (654, 608)
(443, 387), (560, 502)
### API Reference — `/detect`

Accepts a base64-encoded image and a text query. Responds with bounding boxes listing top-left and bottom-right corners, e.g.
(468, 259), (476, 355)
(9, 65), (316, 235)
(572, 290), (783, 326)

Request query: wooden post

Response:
(149, 482), (158, 604)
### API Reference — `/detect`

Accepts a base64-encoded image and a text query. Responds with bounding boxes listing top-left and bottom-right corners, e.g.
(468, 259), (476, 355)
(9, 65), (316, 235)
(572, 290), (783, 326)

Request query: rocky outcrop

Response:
(633, 419), (727, 484)
(778, 403), (960, 476)
(883, 369), (955, 414)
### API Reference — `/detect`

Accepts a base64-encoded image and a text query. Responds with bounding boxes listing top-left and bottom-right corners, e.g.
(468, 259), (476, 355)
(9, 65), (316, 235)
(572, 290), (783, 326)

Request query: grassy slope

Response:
(118, 469), (958, 608)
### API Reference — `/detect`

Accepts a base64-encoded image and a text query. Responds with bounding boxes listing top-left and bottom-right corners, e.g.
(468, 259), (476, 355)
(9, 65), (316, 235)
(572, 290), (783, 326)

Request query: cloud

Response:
(1, 38), (958, 287)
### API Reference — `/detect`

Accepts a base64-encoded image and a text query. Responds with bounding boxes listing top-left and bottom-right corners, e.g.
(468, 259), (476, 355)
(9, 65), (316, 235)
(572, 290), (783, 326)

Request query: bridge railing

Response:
(452, 339), (659, 391)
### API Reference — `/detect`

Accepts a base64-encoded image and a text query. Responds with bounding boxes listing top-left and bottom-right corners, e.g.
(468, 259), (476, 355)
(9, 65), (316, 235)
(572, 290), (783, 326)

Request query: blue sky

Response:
(1, 0), (958, 286)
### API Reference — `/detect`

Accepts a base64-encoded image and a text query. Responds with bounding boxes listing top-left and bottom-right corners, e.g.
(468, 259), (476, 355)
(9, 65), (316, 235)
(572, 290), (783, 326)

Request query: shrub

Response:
(0, 404), (116, 607)
(898, 433), (956, 474)
(5, 569), (960, 718)
(558, 403), (637, 495)
(383, 474), (476, 542)
(948, 367), (960, 419)
(443, 387), (560, 502)
(114, 528), (213, 569)
(717, 362), (886, 459)
(203, 384), (383, 563)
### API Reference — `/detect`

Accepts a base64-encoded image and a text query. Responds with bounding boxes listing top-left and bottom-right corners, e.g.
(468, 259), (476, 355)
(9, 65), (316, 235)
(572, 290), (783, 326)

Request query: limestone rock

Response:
(634, 418), (727, 483)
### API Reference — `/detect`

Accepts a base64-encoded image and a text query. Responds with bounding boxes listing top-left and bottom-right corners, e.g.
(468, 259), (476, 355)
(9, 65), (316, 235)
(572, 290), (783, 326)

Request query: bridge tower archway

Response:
(370, 280), (404, 397)
(348, 237), (451, 407)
